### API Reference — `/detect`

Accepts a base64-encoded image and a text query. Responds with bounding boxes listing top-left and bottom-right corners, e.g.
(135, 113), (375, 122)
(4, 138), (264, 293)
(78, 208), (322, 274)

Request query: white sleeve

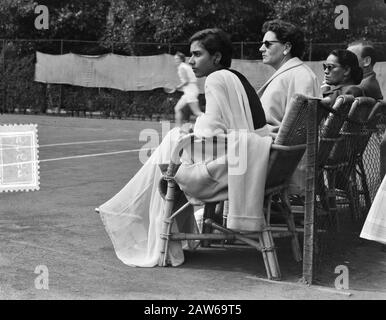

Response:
(178, 65), (189, 83)
(194, 73), (227, 137)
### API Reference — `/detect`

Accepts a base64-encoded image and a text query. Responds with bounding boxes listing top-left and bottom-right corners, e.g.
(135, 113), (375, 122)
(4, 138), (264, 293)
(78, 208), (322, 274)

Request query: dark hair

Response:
(262, 19), (305, 59)
(179, 104), (192, 121)
(174, 51), (185, 62)
(189, 28), (233, 68)
(330, 49), (363, 85)
(348, 40), (377, 66)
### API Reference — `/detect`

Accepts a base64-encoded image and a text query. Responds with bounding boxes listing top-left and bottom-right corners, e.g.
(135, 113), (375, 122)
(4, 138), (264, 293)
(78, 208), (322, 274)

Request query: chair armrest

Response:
(270, 144), (306, 152)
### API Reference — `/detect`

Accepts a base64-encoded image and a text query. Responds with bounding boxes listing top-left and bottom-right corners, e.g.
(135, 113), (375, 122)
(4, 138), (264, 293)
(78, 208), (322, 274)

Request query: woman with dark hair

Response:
(188, 28), (267, 133)
(257, 19), (320, 135)
(322, 49), (364, 104)
(97, 28), (268, 268)
(257, 19), (320, 197)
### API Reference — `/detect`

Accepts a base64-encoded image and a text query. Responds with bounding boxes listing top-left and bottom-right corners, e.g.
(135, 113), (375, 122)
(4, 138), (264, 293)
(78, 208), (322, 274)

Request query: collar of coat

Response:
(257, 57), (304, 97)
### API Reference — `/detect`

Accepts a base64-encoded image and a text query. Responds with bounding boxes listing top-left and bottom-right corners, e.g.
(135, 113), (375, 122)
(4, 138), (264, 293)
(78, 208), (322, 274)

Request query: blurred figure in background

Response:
(173, 51), (203, 126)
(347, 40), (385, 180)
(347, 40), (383, 101)
(347, 41), (386, 250)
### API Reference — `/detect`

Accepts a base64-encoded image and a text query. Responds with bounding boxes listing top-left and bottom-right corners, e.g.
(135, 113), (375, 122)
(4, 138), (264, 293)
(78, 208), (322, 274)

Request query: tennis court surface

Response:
(0, 114), (385, 300)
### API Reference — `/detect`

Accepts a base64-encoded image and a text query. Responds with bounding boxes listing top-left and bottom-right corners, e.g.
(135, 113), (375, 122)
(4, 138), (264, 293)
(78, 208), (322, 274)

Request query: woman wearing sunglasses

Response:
(257, 19), (320, 136)
(322, 49), (364, 104)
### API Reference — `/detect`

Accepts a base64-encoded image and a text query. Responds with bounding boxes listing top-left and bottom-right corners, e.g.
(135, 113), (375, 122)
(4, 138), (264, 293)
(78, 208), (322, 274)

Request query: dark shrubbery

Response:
(0, 45), (204, 120)
(0, 53), (189, 120)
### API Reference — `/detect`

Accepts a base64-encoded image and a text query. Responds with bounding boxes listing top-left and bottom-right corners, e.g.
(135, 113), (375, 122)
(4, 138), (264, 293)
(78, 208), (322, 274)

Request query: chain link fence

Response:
(1, 39), (385, 119)
(0, 40), (385, 210)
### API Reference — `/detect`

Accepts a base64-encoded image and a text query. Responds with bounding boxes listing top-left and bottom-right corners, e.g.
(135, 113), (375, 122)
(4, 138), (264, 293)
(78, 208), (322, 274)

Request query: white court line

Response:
(40, 148), (154, 163)
(40, 138), (129, 147)
(0, 139), (131, 151)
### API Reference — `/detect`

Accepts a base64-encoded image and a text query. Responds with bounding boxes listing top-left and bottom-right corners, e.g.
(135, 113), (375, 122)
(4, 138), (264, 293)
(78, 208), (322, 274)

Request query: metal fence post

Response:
(308, 40), (313, 61)
(59, 39), (63, 114)
(240, 42), (244, 59)
(2, 39), (5, 114)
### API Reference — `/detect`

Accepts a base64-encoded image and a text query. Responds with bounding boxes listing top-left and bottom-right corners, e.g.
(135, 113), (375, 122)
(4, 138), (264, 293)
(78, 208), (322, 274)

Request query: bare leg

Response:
(174, 96), (189, 127)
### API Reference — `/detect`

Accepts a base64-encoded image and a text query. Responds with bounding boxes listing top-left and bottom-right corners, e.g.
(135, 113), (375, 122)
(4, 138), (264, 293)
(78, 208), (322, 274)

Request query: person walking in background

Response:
(173, 52), (203, 126)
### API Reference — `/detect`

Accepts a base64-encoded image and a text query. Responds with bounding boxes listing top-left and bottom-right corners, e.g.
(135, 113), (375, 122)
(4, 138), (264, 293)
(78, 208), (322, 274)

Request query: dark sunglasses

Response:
(323, 63), (341, 71)
(260, 40), (282, 48)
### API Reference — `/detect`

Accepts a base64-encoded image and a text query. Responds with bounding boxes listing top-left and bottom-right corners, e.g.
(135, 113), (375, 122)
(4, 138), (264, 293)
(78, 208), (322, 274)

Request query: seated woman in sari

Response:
(322, 49), (364, 104)
(360, 175), (386, 246)
(97, 28), (267, 268)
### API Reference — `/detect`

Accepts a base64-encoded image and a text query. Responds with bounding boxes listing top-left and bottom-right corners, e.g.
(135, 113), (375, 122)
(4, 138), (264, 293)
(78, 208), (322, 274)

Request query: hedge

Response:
(0, 51), (205, 121)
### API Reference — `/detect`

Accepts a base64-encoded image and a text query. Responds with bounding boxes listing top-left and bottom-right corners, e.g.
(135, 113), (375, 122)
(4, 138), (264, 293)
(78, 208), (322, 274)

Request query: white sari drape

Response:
(360, 176), (386, 245)
(98, 69), (269, 267)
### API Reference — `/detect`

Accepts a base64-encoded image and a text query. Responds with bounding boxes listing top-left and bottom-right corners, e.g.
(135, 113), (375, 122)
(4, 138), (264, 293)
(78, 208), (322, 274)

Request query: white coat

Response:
(257, 57), (321, 134)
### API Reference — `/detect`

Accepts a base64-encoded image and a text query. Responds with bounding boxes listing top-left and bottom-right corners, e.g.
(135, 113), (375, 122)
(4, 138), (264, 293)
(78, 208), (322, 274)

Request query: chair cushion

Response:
(174, 157), (228, 202)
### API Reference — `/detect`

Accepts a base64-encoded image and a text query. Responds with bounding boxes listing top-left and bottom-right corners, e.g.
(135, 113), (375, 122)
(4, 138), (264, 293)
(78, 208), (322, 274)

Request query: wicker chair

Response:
(314, 95), (355, 228)
(322, 96), (380, 228)
(349, 99), (386, 219)
(157, 93), (317, 280)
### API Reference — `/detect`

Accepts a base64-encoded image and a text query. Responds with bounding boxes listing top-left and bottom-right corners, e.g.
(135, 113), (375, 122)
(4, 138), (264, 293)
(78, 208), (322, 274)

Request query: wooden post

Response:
(302, 99), (319, 284)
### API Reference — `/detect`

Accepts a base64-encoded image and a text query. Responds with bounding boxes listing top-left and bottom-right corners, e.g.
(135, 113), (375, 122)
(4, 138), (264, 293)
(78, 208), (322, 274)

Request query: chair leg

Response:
(357, 159), (372, 215)
(158, 178), (178, 267)
(206, 218), (281, 280)
(326, 169), (339, 232)
(346, 179), (357, 221)
(280, 190), (302, 262)
(259, 228), (281, 280)
(317, 171), (330, 213)
(345, 170), (359, 222)
(345, 167), (361, 221)
(201, 202), (217, 248)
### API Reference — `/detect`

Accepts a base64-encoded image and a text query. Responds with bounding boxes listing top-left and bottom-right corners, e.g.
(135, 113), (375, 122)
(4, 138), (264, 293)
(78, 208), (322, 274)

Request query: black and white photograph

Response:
(0, 0), (385, 306)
